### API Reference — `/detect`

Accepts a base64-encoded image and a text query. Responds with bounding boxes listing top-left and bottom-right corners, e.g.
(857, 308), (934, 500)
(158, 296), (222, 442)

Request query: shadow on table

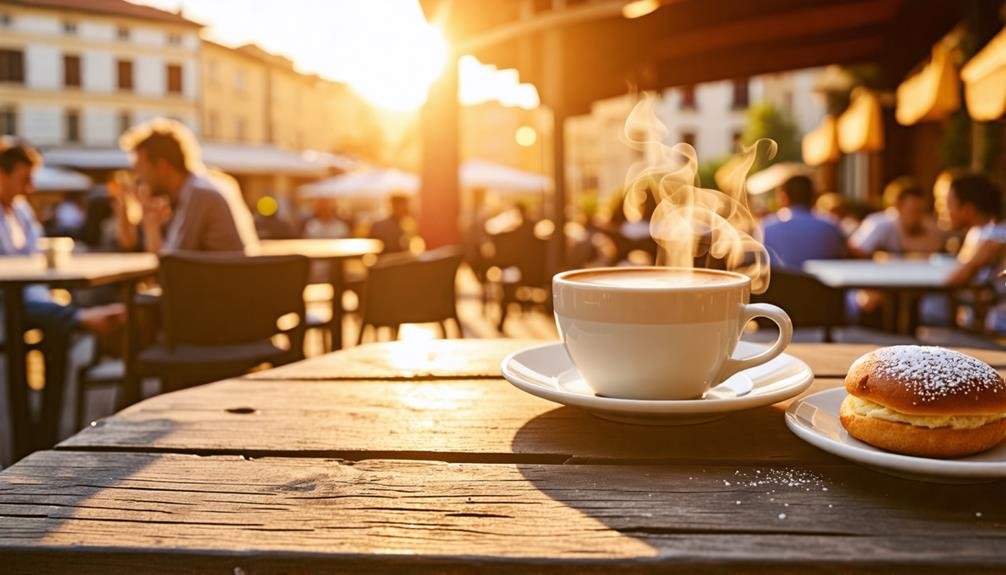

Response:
(510, 407), (1006, 560)
(0, 417), (177, 543)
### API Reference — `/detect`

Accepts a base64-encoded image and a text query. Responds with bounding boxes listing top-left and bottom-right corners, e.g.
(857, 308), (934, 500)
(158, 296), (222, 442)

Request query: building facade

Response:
(566, 69), (827, 204)
(0, 0), (201, 147)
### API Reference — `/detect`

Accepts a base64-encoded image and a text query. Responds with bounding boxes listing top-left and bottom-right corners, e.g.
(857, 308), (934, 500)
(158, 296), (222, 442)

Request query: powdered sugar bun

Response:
(845, 346), (1006, 416)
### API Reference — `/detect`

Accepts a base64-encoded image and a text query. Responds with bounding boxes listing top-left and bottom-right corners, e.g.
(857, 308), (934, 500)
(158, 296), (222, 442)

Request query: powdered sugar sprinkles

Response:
(865, 346), (1002, 403)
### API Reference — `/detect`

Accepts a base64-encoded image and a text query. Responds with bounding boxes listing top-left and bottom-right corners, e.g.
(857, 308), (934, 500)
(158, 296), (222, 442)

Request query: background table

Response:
(2, 340), (1005, 573)
(803, 258), (959, 290)
(0, 253), (158, 460)
(803, 258), (963, 333)
(249, 239), (383, 350)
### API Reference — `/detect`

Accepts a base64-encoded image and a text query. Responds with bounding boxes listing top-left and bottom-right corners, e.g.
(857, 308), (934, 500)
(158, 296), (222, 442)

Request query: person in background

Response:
(760, 174), (845, 268)
(943, 173), (1005, 286)
(116, 119), (253, 253)
(921, 172), (1006, 330)
(0, 139), (124, 447)
(849, 177), (944, 257)
(49, 193), (85, 238)
(304, 198), (350, 239)
(814, 192), (860, 238)
(368, 192), (414, 253)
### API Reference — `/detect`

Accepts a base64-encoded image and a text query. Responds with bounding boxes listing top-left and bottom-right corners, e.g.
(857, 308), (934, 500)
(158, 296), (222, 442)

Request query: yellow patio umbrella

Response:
(837, 88), (884, 153)
(895, 43), (960, 125)
(961, 26), (1006, 121)
(802, 115), (840, 166)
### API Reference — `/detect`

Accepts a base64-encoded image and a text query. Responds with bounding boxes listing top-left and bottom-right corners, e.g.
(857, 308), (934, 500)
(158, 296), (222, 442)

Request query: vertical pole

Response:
(419, 56), (460, 249)
(543, 28), (567, 271)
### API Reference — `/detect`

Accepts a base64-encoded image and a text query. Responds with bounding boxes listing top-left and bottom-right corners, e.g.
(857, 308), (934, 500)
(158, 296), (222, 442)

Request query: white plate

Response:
(501, 341), (813, 425)
(786, 388), (1006, 483)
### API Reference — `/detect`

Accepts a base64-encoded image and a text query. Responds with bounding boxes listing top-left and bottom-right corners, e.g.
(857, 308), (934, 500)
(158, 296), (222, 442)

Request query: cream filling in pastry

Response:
(843, 395), (1006, 430)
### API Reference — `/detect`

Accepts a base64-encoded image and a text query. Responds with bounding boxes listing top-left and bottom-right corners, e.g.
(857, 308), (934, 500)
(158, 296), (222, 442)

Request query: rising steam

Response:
(621, 94), (773, 293)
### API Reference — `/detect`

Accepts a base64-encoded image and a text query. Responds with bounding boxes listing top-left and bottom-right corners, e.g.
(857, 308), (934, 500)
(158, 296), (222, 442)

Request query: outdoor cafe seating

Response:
(133, 252), (310, 391)
(355, 245), (463, 343)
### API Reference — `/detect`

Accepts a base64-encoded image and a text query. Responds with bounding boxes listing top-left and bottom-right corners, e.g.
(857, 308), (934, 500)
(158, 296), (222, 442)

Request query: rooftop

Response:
(2, 0), (202, 27)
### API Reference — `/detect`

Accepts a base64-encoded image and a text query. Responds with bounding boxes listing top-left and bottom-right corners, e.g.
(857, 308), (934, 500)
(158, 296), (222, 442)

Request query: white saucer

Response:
(501, 342), (814, 425)
(786, 388), (1006, 483)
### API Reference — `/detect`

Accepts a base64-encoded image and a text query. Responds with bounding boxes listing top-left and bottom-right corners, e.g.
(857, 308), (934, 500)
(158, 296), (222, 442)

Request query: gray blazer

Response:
(164, 177), (247, 252)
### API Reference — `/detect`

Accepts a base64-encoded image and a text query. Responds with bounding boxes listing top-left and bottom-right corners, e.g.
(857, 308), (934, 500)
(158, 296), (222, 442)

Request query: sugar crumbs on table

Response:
(736, 500), (742, 505)
(777, 513), (787, 520)
(976, 512), (983, 518)
(868, 346), (1002, 404)
(732, 467), (828, 490)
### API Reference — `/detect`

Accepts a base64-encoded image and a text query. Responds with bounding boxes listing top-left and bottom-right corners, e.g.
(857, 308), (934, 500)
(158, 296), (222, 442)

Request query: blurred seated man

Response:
(814, 192), (859, 238)
(849, 177), (944, 257)
(368, 193), (413, 253)
(761, 174), (845, 269)
(922, 173), (1006, 330)
(944, 173), (1006, 285)
(304, 198), (350, 239)
(116, 119), (252, 253)
(0, 139), (124, 446)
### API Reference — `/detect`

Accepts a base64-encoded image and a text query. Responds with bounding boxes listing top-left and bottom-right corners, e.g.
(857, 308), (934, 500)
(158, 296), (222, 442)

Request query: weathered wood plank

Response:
(0, 451), (1003, 574)
(246, 339), (544, 380)
(246, 340), (1006, 382)
(784, 343), (1006, 377)
(62, 377), (845, 463)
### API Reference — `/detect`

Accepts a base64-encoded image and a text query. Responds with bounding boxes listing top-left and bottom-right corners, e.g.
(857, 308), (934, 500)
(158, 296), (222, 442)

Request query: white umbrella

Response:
(745, 162), (816, 195)
(33, 165), (92, 192)
(298, 168), (419, 200)
(461, 159), (551, 193)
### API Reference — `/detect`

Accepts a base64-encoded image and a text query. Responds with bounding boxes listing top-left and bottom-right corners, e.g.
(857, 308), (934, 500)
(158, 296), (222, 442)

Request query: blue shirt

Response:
(761, 207), (845, 269)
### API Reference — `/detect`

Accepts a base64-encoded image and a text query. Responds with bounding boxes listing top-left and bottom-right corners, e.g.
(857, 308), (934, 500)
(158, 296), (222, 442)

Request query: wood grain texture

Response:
(245, 340), (1006, 382)
(245, 339), (546, 380)
(785, 343), (1006, 377)
(1, 451), (1003, 573)
(61, 377), (844, 463)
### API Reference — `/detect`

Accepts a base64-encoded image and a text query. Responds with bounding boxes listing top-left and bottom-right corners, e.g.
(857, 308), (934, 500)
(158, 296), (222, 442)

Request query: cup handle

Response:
(717, 303), (793, 382)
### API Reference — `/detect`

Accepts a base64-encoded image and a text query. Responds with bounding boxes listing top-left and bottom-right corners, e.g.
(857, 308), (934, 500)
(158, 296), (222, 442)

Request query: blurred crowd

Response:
(5, 118), (1006, 347)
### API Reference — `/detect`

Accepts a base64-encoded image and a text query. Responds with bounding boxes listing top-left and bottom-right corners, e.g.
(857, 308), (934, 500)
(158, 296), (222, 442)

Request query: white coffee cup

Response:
(553, 266), (792, 400)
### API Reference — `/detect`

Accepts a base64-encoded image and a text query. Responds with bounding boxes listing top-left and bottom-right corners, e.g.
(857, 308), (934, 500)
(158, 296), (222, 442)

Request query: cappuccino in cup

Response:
(553, 267), (792, 400)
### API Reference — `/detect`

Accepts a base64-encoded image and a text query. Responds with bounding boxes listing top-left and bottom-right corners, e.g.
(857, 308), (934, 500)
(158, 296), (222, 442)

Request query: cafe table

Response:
(803, 257), (961, 333)
(248, 238), (383, 350)
(0, 252), (158, 461)
(2, 339), (1005, 573)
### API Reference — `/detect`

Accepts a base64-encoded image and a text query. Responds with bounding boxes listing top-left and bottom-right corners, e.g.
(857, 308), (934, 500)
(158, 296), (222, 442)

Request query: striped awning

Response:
(961, 26), (1006, 121)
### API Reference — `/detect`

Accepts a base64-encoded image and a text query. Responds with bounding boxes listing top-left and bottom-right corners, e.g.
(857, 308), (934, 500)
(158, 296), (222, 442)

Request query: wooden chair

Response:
(751, 267), (845, 342)
(135, 252), (310, 391)
(356, 246), (463, 344)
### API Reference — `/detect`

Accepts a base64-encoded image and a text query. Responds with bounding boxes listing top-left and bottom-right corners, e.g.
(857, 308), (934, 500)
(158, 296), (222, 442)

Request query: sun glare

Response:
(138, 0), (540, 112)
(350, 23), (449, 111)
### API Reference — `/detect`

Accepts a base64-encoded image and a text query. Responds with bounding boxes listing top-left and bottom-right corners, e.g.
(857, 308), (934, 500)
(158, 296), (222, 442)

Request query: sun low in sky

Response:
(140, 0), (538, 111)
(141, 0), (447, 110)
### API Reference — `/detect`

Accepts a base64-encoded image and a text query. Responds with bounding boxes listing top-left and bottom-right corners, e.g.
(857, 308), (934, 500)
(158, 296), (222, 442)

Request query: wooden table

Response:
(2, 339), (1005, 573)
(0, 253), (158, 461)
(803, 258), (961, 333)
(249, 239), (383, 350)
